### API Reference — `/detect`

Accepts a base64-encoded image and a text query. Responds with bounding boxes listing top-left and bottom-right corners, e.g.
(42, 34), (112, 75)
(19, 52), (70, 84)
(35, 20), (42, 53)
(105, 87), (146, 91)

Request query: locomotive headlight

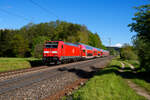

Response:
(44, 51), (49, 53)
(52, 51), (57, 53)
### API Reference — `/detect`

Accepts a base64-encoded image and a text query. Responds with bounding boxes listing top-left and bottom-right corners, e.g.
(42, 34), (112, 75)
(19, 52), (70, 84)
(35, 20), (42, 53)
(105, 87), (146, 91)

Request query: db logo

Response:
(72, 49), (75, 54)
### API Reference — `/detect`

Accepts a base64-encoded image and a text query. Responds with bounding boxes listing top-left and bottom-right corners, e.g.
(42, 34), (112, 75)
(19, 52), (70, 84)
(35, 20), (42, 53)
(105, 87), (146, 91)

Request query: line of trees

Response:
(128, 5), (150, 72)
(0, 20), (106, 58)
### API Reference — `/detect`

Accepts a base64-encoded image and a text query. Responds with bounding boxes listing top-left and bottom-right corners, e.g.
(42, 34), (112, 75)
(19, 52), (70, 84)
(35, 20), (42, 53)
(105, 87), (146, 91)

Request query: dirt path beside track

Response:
(127, 80), (150, 100)
(120, 62), (125, 69)
(126, 62), (135, 70)
(119, 61), (150, 100)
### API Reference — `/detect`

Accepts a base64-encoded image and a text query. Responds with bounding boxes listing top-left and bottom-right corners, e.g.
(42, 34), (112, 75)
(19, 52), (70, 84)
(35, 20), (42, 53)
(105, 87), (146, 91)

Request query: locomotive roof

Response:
(46, 41), (79, 47)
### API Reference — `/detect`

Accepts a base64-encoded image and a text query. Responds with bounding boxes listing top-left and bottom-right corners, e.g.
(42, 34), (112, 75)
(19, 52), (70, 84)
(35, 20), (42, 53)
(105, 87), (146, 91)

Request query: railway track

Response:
(0, 58), (99, 94)
(0, 59), (98, 82)
(0, 66), (48, 80)
(0, 57), (112, 100)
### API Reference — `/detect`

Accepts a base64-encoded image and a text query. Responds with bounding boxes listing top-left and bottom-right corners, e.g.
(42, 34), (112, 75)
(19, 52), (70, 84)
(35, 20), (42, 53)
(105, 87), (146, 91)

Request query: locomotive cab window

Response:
(62, 45), (63, 48)
(45, 42), (58, 48)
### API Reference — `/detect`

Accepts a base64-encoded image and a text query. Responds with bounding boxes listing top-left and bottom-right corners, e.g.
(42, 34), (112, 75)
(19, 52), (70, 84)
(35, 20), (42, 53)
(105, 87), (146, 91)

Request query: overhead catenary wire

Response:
(29, 0), (59, 20)
(0, 8), (30, 21)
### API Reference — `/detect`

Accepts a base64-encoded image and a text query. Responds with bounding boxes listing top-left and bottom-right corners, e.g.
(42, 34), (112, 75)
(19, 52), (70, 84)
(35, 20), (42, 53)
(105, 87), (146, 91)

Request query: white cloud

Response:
(112, 43), (122, 47)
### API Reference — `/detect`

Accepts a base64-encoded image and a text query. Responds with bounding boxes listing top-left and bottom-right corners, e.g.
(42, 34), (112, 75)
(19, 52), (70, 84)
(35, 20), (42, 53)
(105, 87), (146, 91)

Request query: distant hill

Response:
(106, 46), (121, 52)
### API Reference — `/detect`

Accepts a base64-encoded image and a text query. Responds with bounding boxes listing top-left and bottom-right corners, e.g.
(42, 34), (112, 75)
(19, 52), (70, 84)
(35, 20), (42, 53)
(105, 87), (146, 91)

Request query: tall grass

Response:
(0, 58), (39, 72)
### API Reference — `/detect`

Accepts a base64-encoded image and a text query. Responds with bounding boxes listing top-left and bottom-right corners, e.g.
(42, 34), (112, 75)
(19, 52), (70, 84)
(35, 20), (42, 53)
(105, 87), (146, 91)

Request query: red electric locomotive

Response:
(43, 41), (81, 64)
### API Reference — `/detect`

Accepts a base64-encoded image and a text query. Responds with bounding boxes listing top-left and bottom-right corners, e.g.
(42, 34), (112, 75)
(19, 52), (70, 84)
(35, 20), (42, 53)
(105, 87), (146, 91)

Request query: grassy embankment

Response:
(0, 58), (41, 72)
(124, 60), (150, 93)
(63, 59), (147, 100)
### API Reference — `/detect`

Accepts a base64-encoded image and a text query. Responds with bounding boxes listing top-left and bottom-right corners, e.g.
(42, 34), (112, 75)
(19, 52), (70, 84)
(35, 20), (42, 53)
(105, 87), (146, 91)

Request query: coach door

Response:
(61, 44), (64, 58)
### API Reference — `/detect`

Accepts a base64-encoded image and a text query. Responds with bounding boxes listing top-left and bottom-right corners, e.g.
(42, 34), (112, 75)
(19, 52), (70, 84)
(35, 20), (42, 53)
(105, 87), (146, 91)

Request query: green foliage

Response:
(88, 33), (104, 48)
(129, 4), (150, 72)
(120, 44), (138, 60)
(0, 20), (106, 58)
(108, 48), (118, 56)
(0, 29), (14, 57)
(32, 36), (49, 58)
(11, 34), (29, 57)
(53, 21), (80, 42)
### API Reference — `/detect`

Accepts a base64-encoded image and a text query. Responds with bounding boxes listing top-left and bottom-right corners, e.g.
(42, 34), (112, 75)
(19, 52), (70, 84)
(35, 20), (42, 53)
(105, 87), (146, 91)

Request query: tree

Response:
(0, 29), (14, 57)
(88, 32), (106, 49)
(11, 34), (29, 57)
(54, 21), (80, 42)
(120, 44), (138, 60)
(129, 5), (150, 71)
(32, 36), (49, 58)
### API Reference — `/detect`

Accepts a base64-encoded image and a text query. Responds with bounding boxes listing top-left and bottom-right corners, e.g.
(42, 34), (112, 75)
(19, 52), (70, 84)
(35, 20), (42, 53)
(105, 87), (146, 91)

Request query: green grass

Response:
(124, 60), (150, 94)
(125, 60), (140, 69)
(63, 60), (146, 100)
(110, 59), (122, 67)
(132, 79), (150, 93)
(0, 57), (40, 72)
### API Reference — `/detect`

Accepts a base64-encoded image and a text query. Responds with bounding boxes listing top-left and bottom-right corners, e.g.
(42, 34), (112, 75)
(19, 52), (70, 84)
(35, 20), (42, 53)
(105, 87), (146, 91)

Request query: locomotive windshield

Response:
(45, 42), (58, 48)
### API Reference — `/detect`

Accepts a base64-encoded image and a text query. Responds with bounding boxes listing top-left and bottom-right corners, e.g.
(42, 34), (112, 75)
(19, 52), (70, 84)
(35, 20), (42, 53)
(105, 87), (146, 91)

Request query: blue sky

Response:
(0, 0), (149, 46)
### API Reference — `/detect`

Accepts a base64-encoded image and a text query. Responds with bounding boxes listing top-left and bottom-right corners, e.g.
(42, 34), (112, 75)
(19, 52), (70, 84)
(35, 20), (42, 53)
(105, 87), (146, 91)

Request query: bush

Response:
(120, 44), (138, 60)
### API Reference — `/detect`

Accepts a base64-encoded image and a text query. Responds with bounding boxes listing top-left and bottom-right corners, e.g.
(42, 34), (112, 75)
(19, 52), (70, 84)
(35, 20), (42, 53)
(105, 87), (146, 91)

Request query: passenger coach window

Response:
(83, 50), (85, 53)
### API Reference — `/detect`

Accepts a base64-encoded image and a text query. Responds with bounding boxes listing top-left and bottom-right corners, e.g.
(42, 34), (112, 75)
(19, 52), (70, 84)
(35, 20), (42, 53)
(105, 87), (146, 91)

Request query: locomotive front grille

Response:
(43, 57), (59, 62)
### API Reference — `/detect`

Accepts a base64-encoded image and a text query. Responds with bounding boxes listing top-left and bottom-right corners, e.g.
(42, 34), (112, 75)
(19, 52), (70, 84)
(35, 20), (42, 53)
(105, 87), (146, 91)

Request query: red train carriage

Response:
(43, 41), (81, 64)
(77, 43), (94, 59)
(102, 50), (109, 57)
(104, 50), (109, 56)
(100, 49), (104, 57)
(78, 44), (86, 58)
(96, 48), (102, 57)
(93, 48), (98, 57)
(101, 50), (104, 57)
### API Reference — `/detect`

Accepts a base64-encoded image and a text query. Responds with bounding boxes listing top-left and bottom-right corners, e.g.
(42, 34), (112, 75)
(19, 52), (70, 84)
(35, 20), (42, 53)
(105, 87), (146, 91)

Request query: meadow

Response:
(0, 58), (41, 72)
